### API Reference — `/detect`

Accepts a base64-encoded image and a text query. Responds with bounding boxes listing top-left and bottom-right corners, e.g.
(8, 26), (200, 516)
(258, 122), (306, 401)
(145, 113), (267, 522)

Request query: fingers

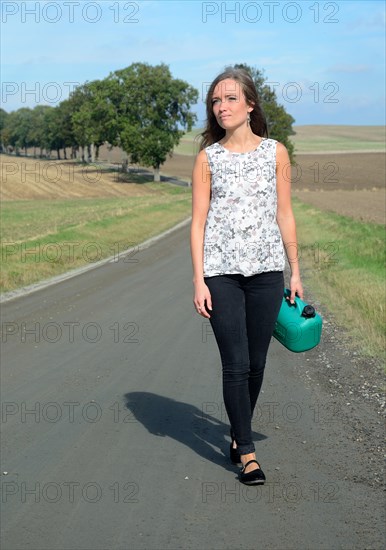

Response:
(290, 286), (304, 303)
(193, 283), (213, 317)
(194, 295), (212, 318)
(290, 291), (296, 304)
(195, 302), (211, 318)
(296, 284), (304, 301)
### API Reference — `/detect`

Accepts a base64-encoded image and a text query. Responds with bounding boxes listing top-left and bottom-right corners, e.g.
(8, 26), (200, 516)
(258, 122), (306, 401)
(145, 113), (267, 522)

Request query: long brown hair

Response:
(198, 66), (268, 150)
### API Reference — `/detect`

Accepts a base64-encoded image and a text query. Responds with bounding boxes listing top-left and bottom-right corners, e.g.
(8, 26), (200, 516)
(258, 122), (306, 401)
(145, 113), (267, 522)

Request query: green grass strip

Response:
(292, 197), (385, 363)
(1, 184), (192, 293)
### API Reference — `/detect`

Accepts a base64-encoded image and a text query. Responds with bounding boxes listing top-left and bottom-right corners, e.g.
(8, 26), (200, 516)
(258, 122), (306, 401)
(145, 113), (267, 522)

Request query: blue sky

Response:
(1, 0), (385, 125)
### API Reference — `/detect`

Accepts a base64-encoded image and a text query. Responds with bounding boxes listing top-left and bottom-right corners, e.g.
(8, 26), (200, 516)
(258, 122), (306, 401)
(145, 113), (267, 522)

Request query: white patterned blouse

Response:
(203, 137), (286, 277)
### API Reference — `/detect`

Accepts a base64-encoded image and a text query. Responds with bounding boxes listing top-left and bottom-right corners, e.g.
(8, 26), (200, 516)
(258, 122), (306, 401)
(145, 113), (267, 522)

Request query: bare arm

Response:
(190, 149), (212, 317)
(275, 141), (304, 303)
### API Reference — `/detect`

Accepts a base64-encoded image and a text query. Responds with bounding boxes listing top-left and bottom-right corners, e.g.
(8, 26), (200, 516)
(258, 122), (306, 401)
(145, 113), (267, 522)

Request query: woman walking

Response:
(190, 66), (303, 485)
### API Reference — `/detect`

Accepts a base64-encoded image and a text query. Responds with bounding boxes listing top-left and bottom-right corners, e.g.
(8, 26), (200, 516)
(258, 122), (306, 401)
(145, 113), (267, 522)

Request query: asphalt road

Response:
(1, 220), (384, 550)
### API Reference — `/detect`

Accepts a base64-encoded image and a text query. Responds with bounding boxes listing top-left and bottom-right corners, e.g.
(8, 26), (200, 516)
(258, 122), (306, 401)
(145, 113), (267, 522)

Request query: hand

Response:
(193, 281), (212, 318)
(289, 274), (304, 304)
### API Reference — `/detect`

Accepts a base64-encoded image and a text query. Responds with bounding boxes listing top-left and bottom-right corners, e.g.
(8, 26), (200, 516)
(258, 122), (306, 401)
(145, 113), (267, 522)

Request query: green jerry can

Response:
(273, 288), (323, 352)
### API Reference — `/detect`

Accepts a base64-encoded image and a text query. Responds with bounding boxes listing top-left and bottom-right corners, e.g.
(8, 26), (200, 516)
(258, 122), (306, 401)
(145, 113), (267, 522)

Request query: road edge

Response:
(0, 217), (192, 304)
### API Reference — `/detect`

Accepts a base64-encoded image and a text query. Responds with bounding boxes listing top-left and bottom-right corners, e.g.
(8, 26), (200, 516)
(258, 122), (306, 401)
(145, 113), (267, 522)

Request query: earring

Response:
(247, 113), (251, 127)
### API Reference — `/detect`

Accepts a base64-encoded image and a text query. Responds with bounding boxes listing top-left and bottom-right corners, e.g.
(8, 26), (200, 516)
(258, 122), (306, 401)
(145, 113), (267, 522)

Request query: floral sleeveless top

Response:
(203, 137), (286, 277)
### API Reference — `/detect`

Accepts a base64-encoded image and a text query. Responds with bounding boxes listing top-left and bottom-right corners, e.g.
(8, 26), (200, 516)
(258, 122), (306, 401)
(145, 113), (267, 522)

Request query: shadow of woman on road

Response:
(124, 392), (266, 472)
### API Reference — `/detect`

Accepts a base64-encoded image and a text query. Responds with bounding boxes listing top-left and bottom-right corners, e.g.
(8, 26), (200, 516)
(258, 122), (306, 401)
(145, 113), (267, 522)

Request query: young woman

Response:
(190, 66), (303, 485)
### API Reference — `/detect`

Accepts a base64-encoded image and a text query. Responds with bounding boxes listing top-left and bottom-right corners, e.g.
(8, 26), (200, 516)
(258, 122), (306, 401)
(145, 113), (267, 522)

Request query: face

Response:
(211, 78), (253, 130)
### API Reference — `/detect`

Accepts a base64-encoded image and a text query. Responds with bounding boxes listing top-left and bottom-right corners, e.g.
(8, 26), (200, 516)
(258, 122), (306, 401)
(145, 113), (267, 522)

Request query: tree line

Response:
(0, 62), (295, 181)
(0, 63), (199, 181)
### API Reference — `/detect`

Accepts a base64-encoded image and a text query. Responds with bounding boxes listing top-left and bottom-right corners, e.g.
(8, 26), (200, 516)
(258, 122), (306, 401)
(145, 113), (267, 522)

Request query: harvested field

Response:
(291, 152), (384, 191)
(292, 189), (385, 225)
(0, 155), (162, 201)
(158, 151), (385, 191)
(174, 125), (386, 155)
(159, 151), (386, 224)
(292, 151), (385, 225)
(2, 148), (384, 225)
(290, 124), (385, 152)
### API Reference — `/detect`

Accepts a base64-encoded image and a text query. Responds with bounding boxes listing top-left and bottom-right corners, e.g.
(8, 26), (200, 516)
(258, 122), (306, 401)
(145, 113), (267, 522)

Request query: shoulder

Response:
(261, 137), (281, 153)
(205, 142), (220, 150)
(194, 143), (219, 159)
(204, 142), (221, 156)
(263, 138), (284, 148)
(194, 143), (222, 169)
(195, 148), (209, 160)
(274, 140), (287, 152)
(273, 140), (290, 164)
(193, 148), (209, 167)
(192, 148), (211, 178)
(263, 137), (281, 149)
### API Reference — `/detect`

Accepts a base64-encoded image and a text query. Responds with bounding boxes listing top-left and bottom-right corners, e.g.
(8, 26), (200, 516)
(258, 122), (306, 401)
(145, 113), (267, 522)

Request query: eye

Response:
(211, 98), (220, 105)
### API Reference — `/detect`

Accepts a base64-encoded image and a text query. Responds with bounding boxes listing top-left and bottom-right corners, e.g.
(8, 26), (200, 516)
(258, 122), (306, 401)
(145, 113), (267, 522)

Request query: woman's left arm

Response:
(275, 141), (304, 303)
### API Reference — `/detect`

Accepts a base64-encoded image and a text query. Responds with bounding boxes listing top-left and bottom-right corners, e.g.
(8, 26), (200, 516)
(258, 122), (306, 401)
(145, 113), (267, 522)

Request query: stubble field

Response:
(160, 151), (385, 225)
(2, 150), (384, 226)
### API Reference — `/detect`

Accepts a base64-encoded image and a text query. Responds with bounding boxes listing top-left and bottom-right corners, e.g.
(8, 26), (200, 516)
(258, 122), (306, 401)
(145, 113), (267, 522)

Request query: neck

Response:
(221, 126), (257, 148)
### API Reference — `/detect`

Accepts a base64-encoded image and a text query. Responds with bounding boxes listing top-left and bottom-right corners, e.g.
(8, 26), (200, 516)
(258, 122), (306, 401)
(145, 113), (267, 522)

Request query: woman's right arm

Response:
(190, 149), (212, 317)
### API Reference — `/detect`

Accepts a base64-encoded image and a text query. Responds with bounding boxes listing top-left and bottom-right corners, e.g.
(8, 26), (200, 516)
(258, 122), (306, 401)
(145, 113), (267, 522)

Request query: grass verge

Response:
(292, 197), (385, 364)
(1, 182), (192, 292)
(1, 186), (384, 365)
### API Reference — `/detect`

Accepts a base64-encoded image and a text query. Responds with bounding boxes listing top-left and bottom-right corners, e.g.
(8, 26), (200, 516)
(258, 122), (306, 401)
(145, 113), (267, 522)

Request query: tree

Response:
(29, 105), (52, 157)
(53, 99), (78, 159)
(67, 79), (118, 162)
(43, 106), (70, 159)
(2, 105), (71, 159)
(107, 63), (198, 180)
(1, 64), (199, 174)
(234, 63), (296, 163)
(0, 108), (9, 152)
(66, 83), (95, 162)
(3, 108), (34, 155)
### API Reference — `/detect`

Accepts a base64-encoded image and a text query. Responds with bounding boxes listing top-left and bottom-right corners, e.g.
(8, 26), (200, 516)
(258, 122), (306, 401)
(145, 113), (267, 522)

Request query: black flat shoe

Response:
(239, 460), (266, 485)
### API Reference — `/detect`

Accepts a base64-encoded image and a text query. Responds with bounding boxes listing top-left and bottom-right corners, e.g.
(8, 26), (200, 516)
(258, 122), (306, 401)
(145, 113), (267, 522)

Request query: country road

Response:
(1, 220), (384, 550)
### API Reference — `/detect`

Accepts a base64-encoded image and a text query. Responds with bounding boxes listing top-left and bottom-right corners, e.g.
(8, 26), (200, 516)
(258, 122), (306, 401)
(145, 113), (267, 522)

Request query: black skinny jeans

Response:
(204, 270), (284, 455)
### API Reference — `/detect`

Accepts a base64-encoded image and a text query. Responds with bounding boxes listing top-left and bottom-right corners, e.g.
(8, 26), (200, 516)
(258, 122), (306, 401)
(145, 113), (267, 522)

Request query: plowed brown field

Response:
(160, 151), (385, 225)
(1, 150), (384, 224)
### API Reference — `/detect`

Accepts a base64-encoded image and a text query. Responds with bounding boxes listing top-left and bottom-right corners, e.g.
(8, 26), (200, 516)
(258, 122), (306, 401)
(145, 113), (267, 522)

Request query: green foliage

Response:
(2, 62), (294, 170)
(1, 108), (10, 149)
(2, 63), (198, 178)
(54, 100), (77, 152)
(3, 108), (34, 153)
(234, 63), (296, 162)
(0, 108), (8, 150)
(106, 63), (198, 173)
(29, 105), (51, 152)
(67, 79), (117, 154)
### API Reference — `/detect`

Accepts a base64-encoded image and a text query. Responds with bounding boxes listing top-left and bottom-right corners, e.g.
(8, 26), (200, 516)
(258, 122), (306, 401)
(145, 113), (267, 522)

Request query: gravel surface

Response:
(292, 274), (385, 491)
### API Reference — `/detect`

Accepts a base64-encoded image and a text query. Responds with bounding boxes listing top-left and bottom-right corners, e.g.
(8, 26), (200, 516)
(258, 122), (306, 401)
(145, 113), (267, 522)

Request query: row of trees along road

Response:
(0, 62), (295, 181)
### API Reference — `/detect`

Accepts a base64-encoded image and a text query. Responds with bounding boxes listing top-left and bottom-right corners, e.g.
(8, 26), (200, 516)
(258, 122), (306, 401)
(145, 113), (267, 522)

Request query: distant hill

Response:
(290, 125), (385, 153)
(173, 125), (386, 155)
